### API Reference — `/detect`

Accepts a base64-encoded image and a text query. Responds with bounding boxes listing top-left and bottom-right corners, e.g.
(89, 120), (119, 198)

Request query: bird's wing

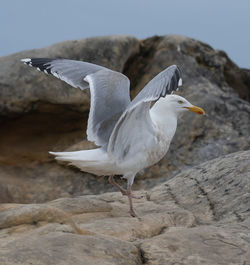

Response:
(22, 58), (131, 147)
(108, 65), (182, 161)
(130, 65), (182, 107)
(84, 69), (130, 146)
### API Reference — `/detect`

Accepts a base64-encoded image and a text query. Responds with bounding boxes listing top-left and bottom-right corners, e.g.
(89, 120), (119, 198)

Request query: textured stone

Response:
(129, 35), (250, 185)
(0, 35), (139, 115)
(0, 233), (141, 265)
(140, 226), (250, 265)
(149, 150), (250, 224)
(0, 36), (139, 203)
(0, 34), (249, 206)
(0, 151), (249, 264)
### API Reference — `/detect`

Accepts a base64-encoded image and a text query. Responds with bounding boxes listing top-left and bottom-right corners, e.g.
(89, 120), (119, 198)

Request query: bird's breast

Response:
(145, 130), (170, 167)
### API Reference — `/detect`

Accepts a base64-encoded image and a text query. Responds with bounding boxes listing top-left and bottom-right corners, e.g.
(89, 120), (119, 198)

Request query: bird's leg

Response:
(108, 175), (127, 195)
(108, 176), (143, 199)
(127, 182), (137, 217)
(124, 174), (143, 199)
(109, 175), (139, 217)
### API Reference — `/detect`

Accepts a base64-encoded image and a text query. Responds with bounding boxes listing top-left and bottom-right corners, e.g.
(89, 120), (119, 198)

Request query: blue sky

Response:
(1, 0), (250, 68)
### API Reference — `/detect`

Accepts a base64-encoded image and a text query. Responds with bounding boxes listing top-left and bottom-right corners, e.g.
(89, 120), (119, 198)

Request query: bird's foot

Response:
(121, 190), (143, 199)
(129, 208), (137, 218)
(131, 194), (143, 199)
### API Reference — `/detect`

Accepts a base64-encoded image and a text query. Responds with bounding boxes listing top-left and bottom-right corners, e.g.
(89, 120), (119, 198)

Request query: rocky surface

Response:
(0, 35), (250, 263)
(0, 150), (249, 265)
(0, 35), (140, 203)
(0, 35), (250, 203)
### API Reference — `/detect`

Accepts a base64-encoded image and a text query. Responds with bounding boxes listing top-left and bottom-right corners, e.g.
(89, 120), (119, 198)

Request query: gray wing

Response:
(21, 58), (131, 147)
(21, 58), (104, 90)
(108, 65), (182, 161)
(84, 69), (130, 146)
(131, 65), (182, 107)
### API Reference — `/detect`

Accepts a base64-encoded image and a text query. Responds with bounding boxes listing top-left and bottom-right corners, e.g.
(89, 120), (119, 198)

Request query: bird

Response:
(21, 58), (205, 217)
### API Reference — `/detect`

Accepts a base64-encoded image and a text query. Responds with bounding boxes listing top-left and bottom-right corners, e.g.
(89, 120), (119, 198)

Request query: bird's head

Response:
(164, 95), (205, 116)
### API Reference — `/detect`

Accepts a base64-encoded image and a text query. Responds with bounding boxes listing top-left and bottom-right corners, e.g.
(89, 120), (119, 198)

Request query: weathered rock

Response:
(140, 225), (250, 265)
(0, 35), (139, 115)
(0, 35), (250, 204)
(0, 233), (141, 265)
(0, 150), (249, 264)
(0, 36), (139, 203)
(129, 35), (250, 185)
(149, 150), (250, 224)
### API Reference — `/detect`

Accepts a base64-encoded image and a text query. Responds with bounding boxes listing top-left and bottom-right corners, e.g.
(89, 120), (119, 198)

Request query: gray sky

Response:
(1, 0), (250, 68)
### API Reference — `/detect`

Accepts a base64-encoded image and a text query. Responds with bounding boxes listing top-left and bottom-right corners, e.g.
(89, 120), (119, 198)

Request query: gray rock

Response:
(149, 150), (250, 224)
(0, 36), (139, 203)
(0, 35), (249, 203)
(130, 35), (250, 179)
(0, 35), (139, 115)
(0, 150), (249, 264)
(0, 233), (141, 265)
(140, 225), (250, 265)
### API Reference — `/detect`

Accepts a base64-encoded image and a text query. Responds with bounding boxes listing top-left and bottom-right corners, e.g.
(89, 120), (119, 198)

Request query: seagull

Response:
(21, 58), (205, 217)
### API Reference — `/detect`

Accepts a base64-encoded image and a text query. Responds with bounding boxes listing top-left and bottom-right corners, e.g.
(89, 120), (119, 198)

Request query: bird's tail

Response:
(49, 148), (114, 176)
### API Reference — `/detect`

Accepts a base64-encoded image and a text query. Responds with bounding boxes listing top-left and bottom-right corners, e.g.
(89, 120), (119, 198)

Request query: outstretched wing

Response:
(22, 58), (131, 147)
(108, 65), (182, 161)
(131, 65), (182, 107)
(84, 69), (130, 146)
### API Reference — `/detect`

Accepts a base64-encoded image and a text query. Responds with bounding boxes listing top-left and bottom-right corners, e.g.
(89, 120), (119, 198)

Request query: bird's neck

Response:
(149, 99), (178, 140)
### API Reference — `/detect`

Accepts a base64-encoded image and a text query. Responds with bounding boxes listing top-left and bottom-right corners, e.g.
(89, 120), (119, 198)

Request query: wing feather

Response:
(84, 69), (130, 146)
(108, 65), (182, 161)
(22, 58), (131, 147)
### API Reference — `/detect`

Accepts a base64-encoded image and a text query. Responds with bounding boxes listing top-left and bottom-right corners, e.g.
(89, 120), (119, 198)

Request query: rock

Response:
(140, 225), (250, 265)
(0, 35), (139, 116)
(0, 34), (250, 204)
(0, 233), (141, 265)
(149, 150), (250, 224)
(0, 36), (140, 203)
(0, 150), (249, 264)
(128, 35), (250, 185)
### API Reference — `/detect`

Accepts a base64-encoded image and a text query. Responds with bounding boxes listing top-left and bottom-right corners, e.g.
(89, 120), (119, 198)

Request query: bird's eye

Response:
(178, 100), (184, 104)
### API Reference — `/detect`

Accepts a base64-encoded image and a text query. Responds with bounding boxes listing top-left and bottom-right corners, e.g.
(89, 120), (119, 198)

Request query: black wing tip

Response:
(170, 64), (182, 78)
(174, 65), (182, 87)
(21, 58), (54, 64)
(21, 58), (55, 74)
(165, 65), (183, 94)
(21, 58), (33, 67)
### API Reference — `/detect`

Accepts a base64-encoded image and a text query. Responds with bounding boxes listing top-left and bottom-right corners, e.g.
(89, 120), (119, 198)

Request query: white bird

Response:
(21, 58), (205, 217)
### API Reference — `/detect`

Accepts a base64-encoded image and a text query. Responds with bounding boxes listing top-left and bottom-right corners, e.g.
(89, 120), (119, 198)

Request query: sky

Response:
(0, 0), (250, 68)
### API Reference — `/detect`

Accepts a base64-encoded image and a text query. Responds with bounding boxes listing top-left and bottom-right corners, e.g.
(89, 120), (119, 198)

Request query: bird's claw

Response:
(132, 194), (143, 199)
(130, 209), (137, 217)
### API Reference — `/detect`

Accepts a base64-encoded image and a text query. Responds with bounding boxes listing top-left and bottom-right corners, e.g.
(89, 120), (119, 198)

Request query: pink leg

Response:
(108, 175), (127, 195)
(108, 176), (143, 199)
(127, 183), (137, 217)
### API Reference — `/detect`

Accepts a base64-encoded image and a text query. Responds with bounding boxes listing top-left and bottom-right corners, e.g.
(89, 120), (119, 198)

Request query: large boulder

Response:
(0, 35), (249, 203)
(127, 35), (250, 185)
(0, 150), (249, 264)
(0, 35), (139, 115)
(0, 36), (140, 203)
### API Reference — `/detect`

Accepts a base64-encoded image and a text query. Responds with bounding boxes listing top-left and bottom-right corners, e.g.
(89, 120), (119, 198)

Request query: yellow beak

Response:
(185, 105), (205, 115)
